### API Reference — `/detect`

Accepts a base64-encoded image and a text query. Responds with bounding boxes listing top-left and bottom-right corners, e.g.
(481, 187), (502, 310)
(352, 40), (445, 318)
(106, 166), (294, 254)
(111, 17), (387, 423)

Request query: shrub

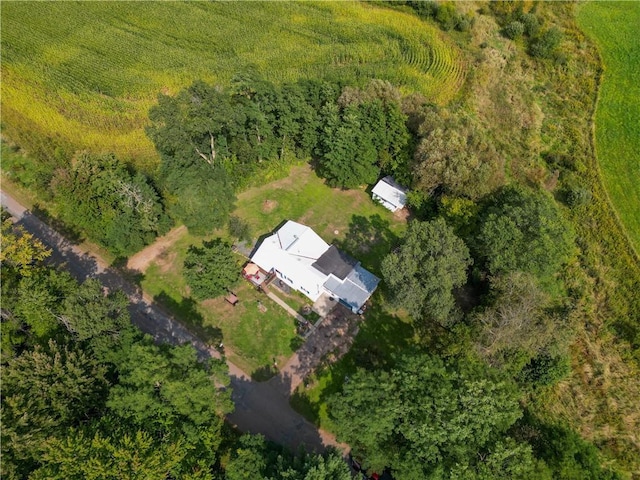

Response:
(566, 185), (593, 208)
(435, 2), (457, 31)
(504, 21), (525, 40)
(228, 216), (252, 243)
(530, 27), (563, 59)
(520, 13), (540, 37)
(518, 352), (571, 386)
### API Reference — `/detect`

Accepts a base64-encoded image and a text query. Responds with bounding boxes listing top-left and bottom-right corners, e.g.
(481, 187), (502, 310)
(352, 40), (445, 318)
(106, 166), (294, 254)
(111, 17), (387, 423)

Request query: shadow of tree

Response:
(336, 214), (399, 275)
(31, 203), (83, 244)
(228, 369), (330, 454)
(112, 256), (145, 290)
(153, 291), (223, 346)
(251, 364), (278, 382)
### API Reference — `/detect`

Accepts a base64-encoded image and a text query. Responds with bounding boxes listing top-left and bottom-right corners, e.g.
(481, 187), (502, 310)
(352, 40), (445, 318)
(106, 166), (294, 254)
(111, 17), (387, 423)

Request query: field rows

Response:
(1, 1), (466, 167)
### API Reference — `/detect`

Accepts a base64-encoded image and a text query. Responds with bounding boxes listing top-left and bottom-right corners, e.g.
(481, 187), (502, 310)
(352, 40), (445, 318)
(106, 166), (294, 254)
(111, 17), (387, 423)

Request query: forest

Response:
(1, 1), (639, 479)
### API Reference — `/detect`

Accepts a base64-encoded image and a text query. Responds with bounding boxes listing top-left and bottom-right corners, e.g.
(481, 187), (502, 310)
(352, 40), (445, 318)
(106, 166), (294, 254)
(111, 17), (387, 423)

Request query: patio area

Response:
(243, 262), (272, 288)
(312, 292), (338, 318)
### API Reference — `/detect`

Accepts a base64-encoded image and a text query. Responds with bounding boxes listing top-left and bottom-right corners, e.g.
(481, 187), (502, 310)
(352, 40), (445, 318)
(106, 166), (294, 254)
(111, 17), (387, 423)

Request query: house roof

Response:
(372, 176), (408, 209)
(323, 264), (380, 311)
(251, 220), (330, 274)
(251, 220), (380, 309)
(312, 245), (358, 280)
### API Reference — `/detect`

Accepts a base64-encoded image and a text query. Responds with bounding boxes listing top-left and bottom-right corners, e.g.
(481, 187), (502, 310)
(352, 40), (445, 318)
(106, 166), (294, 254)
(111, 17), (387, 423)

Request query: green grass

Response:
(1, 1), (465, 168)
(235, 164), (407, 273)
(140, 231), (298, 377)
(577, 2), (640, 255)
(140, 164), (408, 375)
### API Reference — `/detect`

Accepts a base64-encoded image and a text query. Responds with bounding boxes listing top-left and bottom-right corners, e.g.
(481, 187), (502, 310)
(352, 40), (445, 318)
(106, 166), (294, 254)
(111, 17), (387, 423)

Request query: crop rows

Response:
(1, 1), (466, 167)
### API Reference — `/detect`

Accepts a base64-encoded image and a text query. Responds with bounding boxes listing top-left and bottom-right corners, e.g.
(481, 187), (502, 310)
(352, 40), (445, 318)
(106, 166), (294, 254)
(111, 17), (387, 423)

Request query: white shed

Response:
(371, 176), (408, 212)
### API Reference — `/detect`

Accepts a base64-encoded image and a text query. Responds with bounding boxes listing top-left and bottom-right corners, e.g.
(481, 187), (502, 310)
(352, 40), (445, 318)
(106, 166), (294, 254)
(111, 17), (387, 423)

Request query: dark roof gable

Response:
(312, 245), (358, 280)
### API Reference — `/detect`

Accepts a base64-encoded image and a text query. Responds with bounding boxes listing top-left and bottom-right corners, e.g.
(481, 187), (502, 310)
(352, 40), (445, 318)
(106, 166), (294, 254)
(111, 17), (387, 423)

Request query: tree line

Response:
(146, 75), (412, 234)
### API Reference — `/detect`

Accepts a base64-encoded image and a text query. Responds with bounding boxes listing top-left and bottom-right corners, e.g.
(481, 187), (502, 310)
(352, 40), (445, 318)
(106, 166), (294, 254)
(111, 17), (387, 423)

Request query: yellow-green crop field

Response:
(577, 2), (640, 255)
(1, 1), (465, 168)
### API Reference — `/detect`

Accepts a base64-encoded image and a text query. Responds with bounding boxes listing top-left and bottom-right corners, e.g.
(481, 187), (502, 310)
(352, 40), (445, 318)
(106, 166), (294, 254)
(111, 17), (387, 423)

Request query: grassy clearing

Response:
(1, 1), (464, 168)
(577, 2), (640, 255)
(139, 230), (298, 377)
(235, 164), (407, 273)
(140, 165), (407, 375)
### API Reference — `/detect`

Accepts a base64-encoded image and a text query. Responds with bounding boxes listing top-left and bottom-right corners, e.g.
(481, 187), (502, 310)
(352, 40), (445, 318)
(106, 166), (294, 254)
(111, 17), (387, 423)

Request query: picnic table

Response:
(225, 293), (238, 306)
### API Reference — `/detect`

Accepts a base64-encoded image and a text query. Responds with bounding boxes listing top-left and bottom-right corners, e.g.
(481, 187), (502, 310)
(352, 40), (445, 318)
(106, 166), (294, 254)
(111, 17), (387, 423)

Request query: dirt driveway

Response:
(127, 225), (187, 272)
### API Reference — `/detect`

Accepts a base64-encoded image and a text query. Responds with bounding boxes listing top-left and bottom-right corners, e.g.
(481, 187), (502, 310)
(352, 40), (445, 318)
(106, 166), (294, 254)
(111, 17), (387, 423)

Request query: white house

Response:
(249, 220), (380, 312)
(371, 176), (408, 212)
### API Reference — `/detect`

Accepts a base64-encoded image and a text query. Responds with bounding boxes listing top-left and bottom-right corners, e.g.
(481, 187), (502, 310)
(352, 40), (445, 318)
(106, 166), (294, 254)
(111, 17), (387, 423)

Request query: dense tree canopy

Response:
(477, 185), (575, 279)
(412, 107), (504, 199)
(51, 153), (169, 256)
(61, 278), (131, 347)
(1, 218), (50, 276)
(31, 428), (185, 480)
(147, 76), (411, 216)
(382, 218), (472, 326)
(473, 272), (558, 371)
(1, 340), (109, 476)
(107, 341), (232, 435)
(328, 353), (523, 479)
(225, 434), (352, 480)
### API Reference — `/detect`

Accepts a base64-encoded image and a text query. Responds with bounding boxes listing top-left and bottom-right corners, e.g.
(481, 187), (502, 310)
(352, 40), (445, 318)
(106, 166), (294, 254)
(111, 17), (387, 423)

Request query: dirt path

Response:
(127, 225), (187, 272)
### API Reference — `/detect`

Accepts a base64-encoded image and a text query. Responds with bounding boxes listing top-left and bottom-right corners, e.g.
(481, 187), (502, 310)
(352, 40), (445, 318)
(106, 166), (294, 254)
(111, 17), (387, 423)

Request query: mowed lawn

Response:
(577, 2), (640, 254)
(141, 165), (407, 376)
(1, 1), (464, 168)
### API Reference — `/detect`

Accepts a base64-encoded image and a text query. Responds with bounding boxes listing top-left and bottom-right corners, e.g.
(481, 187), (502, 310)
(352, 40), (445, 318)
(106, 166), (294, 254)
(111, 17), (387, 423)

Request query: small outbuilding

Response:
(371, 176), (408, 212)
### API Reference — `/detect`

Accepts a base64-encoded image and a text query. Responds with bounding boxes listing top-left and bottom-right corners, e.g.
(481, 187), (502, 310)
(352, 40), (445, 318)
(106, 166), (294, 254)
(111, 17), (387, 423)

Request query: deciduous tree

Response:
(184, 238), (239, 300)
(1, 340), (108, 474)
(1, 218), (50, 276)
(477, 185), (574, 279)
(381, 218), (471, 326)
(412, 109), (503, 199)
(107, 341), (232, 439)
(328, 353), (522, 477)
(51, 153), (169, 256)
(31, 428), (185, 480)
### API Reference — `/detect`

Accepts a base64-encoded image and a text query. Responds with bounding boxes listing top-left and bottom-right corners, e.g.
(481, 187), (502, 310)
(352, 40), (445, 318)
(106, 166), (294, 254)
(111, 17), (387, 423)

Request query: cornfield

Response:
(1, 1), (466, 168)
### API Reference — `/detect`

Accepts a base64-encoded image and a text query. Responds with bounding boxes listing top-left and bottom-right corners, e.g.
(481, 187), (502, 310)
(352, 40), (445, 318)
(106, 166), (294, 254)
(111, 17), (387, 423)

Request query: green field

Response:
(1, 1), (465, 168)
(577, 2), (640, 255)
(139, 164), (406, 375)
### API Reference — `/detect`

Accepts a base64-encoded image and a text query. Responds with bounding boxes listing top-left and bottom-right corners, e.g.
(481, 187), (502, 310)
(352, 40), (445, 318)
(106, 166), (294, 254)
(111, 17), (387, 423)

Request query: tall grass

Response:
(1, 1), (465, 169)
(577, 2), (640, 255)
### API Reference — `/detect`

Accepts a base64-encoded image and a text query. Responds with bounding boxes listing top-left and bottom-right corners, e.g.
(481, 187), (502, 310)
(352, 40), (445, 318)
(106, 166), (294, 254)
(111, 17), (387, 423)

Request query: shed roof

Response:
(372, 176), (408, 209)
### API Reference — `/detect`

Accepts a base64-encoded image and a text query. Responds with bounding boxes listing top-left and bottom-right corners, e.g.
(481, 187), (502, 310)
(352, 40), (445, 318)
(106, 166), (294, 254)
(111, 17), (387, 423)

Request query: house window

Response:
(301, 287), (309, 294)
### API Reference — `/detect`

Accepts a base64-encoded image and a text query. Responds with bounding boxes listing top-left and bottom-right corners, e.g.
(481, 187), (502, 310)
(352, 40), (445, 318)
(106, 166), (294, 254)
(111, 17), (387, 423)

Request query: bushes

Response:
(504, 20), (525, 40)
(400, 1), (474, 32)
(530, 27), (563, 59)
(51, 153), (170, 257)
(492, 8), (563, 60)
